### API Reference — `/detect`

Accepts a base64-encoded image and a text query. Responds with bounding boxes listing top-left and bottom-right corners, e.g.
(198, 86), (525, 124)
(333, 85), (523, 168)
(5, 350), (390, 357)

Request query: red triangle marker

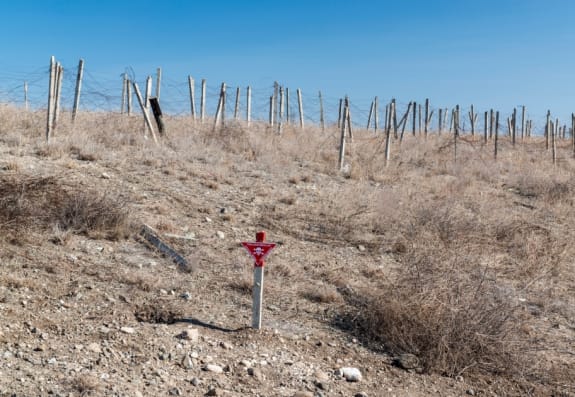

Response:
(241, 242), (276, 267)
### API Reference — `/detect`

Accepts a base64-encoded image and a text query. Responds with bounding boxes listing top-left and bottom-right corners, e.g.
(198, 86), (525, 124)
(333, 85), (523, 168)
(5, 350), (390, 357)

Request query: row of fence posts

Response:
(42, 57), (575, 166)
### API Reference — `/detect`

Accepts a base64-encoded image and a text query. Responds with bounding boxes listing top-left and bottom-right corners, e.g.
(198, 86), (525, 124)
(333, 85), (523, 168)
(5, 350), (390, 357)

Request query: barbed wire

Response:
(0, 62), (568, 136)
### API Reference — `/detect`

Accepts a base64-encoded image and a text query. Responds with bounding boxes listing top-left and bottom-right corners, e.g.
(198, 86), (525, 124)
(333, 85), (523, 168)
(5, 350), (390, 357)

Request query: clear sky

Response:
(0, 0), (574, 131)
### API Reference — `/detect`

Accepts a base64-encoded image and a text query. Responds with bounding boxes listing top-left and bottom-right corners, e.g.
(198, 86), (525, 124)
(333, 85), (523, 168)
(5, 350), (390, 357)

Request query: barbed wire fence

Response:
(0, 57), (571, 142)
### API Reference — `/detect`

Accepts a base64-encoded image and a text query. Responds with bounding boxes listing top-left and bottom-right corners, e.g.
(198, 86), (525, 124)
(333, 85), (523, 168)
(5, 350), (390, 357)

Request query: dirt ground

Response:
(0, 110), (573, 396)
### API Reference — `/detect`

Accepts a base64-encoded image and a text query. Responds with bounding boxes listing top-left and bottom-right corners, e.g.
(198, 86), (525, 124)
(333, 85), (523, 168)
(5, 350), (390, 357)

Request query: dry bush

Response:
(0, 173), (132, 240)
(134, 300), (183, 324)
(301, 283), (342, 304)
(70, 374), (101, 396)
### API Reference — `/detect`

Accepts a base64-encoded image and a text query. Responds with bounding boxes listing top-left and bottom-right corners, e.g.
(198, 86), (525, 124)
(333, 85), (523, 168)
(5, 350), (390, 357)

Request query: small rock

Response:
(219, 341), (233, 350)
(181, 355), (194, 369)
(466, 389), (476, 396)
(340, 367), (362, 382)
(358, 245), (366, 252)
(168, 387), (181, 396)
(239, 360), (252, 367)
(205, 217), (212, 223)
(120, 327), (135, 334)
(177, 328), (199, 342)
(180, 292), (192, 301)
(355, 393), (368, 397)
(87, 343), (102, 354)
(293, 392), (314, 397)
(203, 364), (223, 374)
(205, 387), (219, 396)
(101, 172), (111, 179)
(216, 231), (225, 239)
(314, 380), (329, 391)
(247, 367), (263, 380)
(393, 353), (419, 370)
(190, 377), (200, 386)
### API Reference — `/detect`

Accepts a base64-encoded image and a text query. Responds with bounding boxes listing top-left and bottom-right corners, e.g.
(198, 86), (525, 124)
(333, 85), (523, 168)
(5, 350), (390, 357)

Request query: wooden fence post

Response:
(246, 86), (252, 127)
(418, 103), (422, 135)
(188, 76), (196, 120)
(545, 110), (551, 150)
(155, 67), (162, 101)
(489, 109), (494, 139)
(338, 98), (348, 171)
(145, 76), (153, 112)
(285, 87), (290, 125)
(484, 111), (488, 144)
(391, 99), (398, 138)
(24, 81), (28, 111)
(337, 98), (343, 129)
(468, 105), (475, 136)
(374, 96), (379, 133)
(127, 77), (133, 115)
(424, 98), (430, 136)
(213, 82), (226, 131)
(367, 99), (374, 130)
(273, 81), (279, 125)
(46, 56), (56, 142)
(133, 82), (158, 143)
(278, 86), (284, 134)
(200, 79), (206, 123)
(53, 63), (64, 130)
(438, 108), (443, 135)
(319, 91), (325, 131)
(572, 113), (575, 158)
(72, 58), (84, 123)
(551, 120), (556, 165)
(412, 101), (417, 136)
(494, 111), (499, 159)
(297, 88), (304, 130)
(512, 107), (517, 145)
(521, 105), (525, 141)
(399, 102), (413, 143)
(269, 95), (274, 126)
(234, 86), (241, 120)
(384, 108), (392, 166)
(121, 74), (127, 114)
(454, 105), (459, 163)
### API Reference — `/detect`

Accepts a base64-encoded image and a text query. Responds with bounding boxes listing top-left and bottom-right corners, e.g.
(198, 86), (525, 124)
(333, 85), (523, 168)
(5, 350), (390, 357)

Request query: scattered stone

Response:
(205, 217), (212, 223)
(358, 245), (366, 252)
(340, 367), (362, 382)
(120, 327), (135, 334)
(203, 364), (223, 374)
(181, 355), (194, 369)
(239, 360), (252, 367)
(168, 387), (181, 396)
(466, 389), (476, 396)
(177, 328), (199, 342)
(205, 387), (219, 396)
(393, 353), (419, 370)
(190, 377), (200, 386)
(355, 393), (368, 397)
(247, 367), (263, 380)
(216, 231), (225, 239)
(219, 341), (233, 350)
(101, 172), (111, 179)
(293, 392), (314, 397)
(180, 292), (192, 301)
(87, 342), (102, 354)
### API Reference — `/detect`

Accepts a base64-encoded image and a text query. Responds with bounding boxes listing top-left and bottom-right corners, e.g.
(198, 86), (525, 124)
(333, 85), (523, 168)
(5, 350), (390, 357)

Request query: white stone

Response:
(341, 367), (362, 382)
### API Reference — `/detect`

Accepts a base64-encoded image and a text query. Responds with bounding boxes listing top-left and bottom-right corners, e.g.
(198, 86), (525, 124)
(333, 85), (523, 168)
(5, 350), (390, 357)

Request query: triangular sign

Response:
(241, 242), (276, 267)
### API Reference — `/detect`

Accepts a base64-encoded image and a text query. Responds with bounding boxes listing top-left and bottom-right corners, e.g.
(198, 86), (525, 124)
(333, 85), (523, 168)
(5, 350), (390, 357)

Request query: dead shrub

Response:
(53, 191), (131, 240)
(134, 300), (183, 324)
(301, 284), (342, 303)
(0, 174), (132, 240)
(70, 374), (101, 395)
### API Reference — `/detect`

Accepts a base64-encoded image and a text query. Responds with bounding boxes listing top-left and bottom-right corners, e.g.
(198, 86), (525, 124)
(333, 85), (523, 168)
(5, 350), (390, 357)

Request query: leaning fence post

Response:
(72, 58), (84, 123)
(297, 88), (304, 130)
(155, 67), (162, 101)
(53, 63), (63, 131)
(133, 82), (158, 143)
(374, 96), (379, 133)
(234, 86), (241, 120)
(338, 98), (348, 171)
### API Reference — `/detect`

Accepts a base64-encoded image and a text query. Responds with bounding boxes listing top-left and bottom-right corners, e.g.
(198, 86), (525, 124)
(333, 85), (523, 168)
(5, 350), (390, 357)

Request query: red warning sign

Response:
(241, 241), (276, 267)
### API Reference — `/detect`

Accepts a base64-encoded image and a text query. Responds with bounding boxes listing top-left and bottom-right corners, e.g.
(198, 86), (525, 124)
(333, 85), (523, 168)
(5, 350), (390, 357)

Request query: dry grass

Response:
(0, 105), (574, 395)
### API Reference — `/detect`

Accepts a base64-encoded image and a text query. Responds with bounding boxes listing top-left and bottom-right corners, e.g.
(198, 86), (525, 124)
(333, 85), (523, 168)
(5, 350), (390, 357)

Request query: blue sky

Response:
(0, 0), (574, 130)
